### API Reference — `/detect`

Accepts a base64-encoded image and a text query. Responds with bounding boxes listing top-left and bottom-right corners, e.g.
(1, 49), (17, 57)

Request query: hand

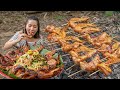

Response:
(16, 33), (27, 42)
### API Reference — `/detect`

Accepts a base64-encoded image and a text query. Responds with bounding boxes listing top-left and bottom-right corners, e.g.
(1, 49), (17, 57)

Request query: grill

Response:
(42, 24), (120, 79)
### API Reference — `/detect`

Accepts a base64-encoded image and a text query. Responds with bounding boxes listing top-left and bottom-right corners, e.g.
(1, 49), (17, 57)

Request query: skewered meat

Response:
(69, 17), (89, 28)
(74, 24), (100, 34)
(83, 32), (113, 47)
(97, 52), (120, 76)
(69, 46), (97, 65)
(45, 25), (56, 33)
(97, 44), (112, 53)
(112, 42), (120, 53)
(97, 63), (112, 76)
(58, 39), (82, 52)
(80, 54), (102, 72)
(47, 30), (66, 42)
(65, 36), (83, 43)
(97, 41), (120, 54)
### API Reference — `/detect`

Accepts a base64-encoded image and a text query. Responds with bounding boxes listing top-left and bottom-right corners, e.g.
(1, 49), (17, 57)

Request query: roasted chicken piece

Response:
(58, 39), (82, 52)
(47, 33), (60, 42)
(97, 63), (112, 76)
(47, 55), (61, 70)
(36, 45), (44, 52)
(65, 36), (83, 43)
(83, 32), (113, 47)
(45, 24), (68, 34)
(0, 53), (14, 66)
(69, 46), (97, 65)
(47, 28), (66, 42)
(112, 42), (120, 52)
(45, 50), (56, 60)
(22, 41), (30, 53)
(21, 69), (38, 79)
(97, 52), (120, 76)
(5, 50), (18, 62)
(37, 65), (64, 79)
(80, 54), (102, 72)
(69, 17), (89, 28)
(45, 25), (56, 33)
(9, 65), (26, 77)
(47, 59), (57, 70)
(73, 23), (100, 34)
(98, 41), (120, 54)
(97, 44), (112, 53)
(46, 25), (67, 43)
(9, 65), (38, 79)
(102, 45), (120, 59)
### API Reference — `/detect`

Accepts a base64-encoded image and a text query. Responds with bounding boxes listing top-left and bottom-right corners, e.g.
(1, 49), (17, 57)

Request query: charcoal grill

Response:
(42, 24), (120, 79)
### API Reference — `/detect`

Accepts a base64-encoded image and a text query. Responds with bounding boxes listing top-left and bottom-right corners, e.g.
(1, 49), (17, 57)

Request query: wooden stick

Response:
(66, 56), (108, 77)
(47, 42), (58, 46)
(68, 69), (84, 77)
(43, 12), (47, 19)
(88, 70), (100, 77)
(66, 64), (76, 71)
(55, 48), (62, 51)
(62, 54), (70, 57)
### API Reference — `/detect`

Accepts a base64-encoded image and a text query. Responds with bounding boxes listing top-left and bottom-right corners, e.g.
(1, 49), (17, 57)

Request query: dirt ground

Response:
(0, 11), (120, 79)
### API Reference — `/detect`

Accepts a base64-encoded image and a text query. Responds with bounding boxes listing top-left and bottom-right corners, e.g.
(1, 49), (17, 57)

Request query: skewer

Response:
(68, 69), (84, 77)
(66, 56), (108, 77)
(62, 54), (70, 57)
(55, 48), (62, 51)
(47, 42), (58, 46)
(88, 70), (100, 77)
(66, 64), (76, 71)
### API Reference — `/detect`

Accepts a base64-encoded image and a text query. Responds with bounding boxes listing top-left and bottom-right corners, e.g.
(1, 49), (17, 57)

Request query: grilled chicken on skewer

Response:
(80, 54), (102, 72)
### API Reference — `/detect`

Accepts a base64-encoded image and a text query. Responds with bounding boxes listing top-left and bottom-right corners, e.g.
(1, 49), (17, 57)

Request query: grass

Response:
(105, 11), (114, 17)
(54, 15), (65, 20)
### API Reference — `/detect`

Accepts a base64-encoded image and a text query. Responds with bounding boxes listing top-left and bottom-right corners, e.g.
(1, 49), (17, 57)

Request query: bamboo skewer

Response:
(68, 70), (84, 77)
(66, 56), (108, 77)
(66, 64), (76, 71)
(46, 32), (118, 48)
(62, 54), (70, 57)
(89, 70), (100, 77)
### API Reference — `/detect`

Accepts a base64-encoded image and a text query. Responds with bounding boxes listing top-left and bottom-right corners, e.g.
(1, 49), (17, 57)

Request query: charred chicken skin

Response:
(68, 17), (89, 28)
(80, 54), (102, 72)
(83, 32), (113, 47)
(58, 39), (82, 52)
(69, 45), (97, 65)
(97, 50), (120, 76)
(74, 24), (100, 34)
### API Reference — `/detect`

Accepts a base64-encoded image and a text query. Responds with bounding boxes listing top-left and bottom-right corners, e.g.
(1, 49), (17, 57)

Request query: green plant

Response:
(54, 15), (64, 20)
(105, 11), (114, 17)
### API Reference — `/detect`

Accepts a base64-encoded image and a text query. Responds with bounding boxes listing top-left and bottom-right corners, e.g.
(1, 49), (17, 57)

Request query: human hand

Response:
(16, 33), (27, 42)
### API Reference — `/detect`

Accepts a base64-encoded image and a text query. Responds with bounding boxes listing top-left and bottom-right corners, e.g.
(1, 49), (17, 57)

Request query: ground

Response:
(0, 11), (120, 79)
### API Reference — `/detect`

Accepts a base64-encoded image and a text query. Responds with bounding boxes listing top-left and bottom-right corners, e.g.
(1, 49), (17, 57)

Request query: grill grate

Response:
(42, 22), (120, 79)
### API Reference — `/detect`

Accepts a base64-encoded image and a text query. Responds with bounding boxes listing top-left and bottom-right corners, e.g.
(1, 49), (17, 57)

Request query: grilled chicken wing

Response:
(80, 54), (102, 72)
